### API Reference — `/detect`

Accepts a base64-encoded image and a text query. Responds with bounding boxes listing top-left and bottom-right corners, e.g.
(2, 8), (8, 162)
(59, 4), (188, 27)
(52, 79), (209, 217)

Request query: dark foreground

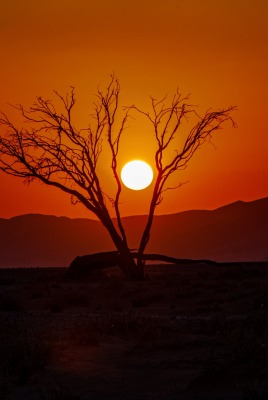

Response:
(0, 262), (268, 399)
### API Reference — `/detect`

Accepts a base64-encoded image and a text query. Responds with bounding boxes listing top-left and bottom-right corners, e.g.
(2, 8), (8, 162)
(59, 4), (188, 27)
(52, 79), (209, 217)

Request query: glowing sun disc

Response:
(121, 160), (153, 191)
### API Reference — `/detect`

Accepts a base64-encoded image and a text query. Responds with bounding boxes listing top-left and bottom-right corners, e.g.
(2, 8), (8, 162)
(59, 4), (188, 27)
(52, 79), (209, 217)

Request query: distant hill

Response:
(0, 197), (268, 267)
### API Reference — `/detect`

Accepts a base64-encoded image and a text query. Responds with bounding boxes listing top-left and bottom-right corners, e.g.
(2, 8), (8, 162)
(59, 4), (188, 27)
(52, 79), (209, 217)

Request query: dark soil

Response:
(1, 262), (268, 399)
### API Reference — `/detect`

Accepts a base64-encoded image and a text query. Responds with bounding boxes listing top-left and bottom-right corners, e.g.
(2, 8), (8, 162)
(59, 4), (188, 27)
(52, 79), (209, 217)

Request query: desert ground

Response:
(0, 262), (268, 399)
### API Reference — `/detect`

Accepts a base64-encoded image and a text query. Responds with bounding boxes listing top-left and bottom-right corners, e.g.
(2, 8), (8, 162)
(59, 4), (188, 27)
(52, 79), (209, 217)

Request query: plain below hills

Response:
(0, 197), (268, 268)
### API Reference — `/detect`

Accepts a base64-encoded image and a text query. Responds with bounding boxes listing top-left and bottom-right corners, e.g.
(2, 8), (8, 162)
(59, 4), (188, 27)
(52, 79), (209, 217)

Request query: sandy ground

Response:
(0, 262), (268, 399)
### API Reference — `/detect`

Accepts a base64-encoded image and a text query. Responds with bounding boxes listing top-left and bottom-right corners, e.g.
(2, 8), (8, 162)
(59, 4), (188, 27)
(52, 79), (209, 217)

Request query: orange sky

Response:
(0, 0), (268, 219)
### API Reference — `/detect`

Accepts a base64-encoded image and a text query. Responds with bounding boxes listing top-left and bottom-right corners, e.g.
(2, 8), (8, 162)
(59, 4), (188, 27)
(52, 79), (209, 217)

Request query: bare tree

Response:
(0, 75), (236, 279)
(131, 96), (236, 270)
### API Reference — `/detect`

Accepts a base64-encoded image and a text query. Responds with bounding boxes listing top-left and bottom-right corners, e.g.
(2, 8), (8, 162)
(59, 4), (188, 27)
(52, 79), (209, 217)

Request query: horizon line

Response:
(1, 196), (267, 221)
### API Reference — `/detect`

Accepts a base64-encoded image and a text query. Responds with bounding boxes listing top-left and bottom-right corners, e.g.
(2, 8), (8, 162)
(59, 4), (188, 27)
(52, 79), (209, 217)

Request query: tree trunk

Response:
(100, 214), (144, 280)
(118, 249), (144, 280)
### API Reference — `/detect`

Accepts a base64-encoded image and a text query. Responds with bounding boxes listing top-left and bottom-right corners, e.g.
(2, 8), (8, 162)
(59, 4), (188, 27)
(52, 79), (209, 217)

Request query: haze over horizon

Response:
(1, 195), (267, 220)
(1, 1), (268, 219)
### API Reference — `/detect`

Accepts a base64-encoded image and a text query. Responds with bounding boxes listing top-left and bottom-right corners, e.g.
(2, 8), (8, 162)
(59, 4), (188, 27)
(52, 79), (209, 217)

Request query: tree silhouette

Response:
(0, 75), (236, 279)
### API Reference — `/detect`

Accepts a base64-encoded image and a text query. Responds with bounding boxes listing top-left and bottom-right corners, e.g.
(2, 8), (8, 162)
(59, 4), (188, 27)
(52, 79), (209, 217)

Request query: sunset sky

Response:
(0, 0), (267, 219)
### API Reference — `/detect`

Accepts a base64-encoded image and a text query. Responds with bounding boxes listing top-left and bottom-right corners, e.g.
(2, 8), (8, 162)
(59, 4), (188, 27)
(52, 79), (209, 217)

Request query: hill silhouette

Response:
(0, 197), (267, 267)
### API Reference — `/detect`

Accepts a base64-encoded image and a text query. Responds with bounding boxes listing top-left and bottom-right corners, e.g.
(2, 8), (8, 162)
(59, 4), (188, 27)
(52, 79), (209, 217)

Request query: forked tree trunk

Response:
(100, 214), (145, 280)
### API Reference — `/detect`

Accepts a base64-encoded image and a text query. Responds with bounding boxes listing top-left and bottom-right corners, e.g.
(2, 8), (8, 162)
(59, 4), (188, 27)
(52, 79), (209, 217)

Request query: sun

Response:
(121, 160), (153, 191)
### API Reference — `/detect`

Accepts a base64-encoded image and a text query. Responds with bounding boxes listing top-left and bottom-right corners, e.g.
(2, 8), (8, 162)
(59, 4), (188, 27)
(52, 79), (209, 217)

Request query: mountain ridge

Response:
(0, 197), (267, 267)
